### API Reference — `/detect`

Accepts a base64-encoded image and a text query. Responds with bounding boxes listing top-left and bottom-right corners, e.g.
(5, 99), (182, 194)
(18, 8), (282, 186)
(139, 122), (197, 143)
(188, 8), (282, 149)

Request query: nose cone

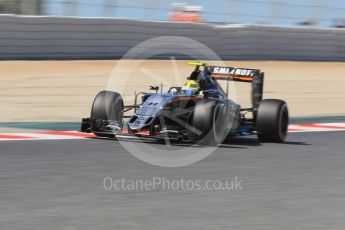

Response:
(127, 94), (172, 132)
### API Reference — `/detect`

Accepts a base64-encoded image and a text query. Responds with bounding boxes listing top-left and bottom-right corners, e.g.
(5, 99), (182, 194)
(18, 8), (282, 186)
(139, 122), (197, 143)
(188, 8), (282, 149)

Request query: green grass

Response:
(0, 122), (80, 131)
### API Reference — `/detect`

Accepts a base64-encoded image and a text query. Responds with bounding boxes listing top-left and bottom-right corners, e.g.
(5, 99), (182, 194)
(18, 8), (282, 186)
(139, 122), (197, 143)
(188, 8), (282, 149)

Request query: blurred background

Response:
(0, 0), (345, 28)
(1, 0), (345, 122)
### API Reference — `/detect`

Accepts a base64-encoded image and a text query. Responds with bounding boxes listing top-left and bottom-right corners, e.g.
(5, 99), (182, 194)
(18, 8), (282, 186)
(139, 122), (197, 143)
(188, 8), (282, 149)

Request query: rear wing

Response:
(209, 66), (260, 83)
(209, 66), (265, 112)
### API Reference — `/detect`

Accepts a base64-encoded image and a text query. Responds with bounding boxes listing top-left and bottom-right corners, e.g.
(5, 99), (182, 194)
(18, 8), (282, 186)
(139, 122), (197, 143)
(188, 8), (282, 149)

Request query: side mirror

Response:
(149, 86), (159, 93)
(149, 86), (159, 90)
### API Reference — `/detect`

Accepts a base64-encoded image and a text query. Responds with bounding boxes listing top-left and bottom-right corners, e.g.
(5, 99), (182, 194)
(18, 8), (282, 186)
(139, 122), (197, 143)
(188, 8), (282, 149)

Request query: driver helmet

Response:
(182, 80), (200, 96)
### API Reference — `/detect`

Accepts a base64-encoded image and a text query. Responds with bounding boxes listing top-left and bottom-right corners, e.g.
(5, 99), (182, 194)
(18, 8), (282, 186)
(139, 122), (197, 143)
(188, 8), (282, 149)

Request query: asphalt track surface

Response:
(1, 131), (345, 230)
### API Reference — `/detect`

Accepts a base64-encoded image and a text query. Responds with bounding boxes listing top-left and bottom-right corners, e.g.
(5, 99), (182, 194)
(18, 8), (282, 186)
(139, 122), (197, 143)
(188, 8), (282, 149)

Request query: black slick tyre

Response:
(256, 99), (289, 143)
(192, 99), (228, 145)
(91, 90), (124, 137)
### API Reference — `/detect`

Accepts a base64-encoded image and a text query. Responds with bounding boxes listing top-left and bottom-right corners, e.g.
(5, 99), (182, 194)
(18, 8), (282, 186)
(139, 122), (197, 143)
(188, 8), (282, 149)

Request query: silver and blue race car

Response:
(81, 62), (289, 144)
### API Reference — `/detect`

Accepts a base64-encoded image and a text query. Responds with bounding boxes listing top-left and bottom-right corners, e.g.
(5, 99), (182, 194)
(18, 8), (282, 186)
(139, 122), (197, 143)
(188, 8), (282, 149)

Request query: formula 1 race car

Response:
(81, 62), (289, 144)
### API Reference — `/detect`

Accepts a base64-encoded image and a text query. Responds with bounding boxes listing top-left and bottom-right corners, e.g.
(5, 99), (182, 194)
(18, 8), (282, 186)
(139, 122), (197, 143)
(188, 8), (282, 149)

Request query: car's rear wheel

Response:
(256, 99), (289, 142)
(91, 90), (124, 137)
(192, 100), (229, 145)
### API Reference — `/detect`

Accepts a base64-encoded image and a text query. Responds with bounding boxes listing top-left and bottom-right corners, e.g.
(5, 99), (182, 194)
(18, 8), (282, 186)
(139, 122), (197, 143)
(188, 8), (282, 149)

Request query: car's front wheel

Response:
(91, 90), (124, 137)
